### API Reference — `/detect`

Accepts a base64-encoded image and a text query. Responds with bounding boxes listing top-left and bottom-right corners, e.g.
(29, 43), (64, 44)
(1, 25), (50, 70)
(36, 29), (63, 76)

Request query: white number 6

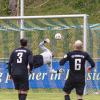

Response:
(75, 59), (81, 70)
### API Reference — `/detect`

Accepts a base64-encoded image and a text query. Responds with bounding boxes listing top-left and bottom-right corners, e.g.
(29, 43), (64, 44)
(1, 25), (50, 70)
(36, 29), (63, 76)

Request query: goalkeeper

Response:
(32, 38), (55, 73)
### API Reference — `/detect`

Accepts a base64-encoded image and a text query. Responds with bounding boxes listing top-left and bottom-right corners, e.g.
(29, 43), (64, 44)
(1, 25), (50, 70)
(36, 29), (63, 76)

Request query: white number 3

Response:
(17, 52), (23, 63)
(75, 59), (81, 70)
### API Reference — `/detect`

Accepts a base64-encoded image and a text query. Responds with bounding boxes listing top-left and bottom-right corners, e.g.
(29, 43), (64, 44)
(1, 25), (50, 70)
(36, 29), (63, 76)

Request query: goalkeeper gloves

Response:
(44, 38), (50, 43)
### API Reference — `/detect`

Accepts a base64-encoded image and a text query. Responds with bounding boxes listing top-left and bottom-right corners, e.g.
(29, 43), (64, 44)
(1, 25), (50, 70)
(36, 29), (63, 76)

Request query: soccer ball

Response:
(55, 33), (62, 40)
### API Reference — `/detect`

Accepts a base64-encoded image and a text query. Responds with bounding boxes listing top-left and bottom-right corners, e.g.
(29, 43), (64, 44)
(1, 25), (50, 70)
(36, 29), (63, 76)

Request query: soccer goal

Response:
(0, 14), (99, 94)
(0, 14), (88, 57)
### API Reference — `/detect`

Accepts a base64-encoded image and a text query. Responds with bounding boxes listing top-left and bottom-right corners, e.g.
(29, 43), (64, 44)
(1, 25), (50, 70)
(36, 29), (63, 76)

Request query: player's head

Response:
(74, 40), (83, 50)
(20, 38), (27, 47)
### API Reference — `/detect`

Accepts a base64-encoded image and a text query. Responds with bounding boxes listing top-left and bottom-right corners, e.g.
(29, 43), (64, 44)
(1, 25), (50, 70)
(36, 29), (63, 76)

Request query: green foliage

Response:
(0, 0), (9, 15)
(24, 0), (100, 23)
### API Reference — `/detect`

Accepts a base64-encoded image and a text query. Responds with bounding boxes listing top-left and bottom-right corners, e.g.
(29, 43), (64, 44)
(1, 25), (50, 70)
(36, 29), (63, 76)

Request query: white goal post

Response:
(0, 14), (88, 51)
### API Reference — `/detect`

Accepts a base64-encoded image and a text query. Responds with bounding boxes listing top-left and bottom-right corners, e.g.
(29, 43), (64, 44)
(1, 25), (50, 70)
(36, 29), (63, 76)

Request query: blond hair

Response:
(74, 40), (83, 50)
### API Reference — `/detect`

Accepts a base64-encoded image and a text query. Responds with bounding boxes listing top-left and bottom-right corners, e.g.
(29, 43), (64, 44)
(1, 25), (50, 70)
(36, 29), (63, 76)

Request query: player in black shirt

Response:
(8, 39), (33, 100)
(59, 40), (95, 100)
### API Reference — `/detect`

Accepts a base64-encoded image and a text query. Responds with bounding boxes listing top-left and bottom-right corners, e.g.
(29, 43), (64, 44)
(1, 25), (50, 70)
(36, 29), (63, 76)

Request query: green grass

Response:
(0, 89), (100, 100)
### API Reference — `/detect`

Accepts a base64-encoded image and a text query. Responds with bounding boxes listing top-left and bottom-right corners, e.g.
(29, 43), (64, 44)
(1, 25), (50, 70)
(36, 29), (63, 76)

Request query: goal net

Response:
(85, 23), (100, 94)
(0, 14), (99, 94)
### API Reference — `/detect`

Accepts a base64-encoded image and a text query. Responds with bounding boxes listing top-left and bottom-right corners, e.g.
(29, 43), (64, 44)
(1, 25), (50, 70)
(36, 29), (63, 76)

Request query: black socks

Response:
(78, 99), (83, 100)
(65, 95), (70, 100)
(18, 94), (21, 100)
(19, 94), (27, 100)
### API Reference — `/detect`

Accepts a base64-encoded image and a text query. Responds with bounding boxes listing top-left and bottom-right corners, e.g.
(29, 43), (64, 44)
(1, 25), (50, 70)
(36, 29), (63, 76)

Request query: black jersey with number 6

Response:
(60, 50), (95, 77)
(8, 47), (33, 76)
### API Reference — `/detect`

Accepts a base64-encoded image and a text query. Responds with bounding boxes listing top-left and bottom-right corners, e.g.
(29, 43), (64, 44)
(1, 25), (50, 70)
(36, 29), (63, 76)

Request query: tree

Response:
(9, 0), (17, 16)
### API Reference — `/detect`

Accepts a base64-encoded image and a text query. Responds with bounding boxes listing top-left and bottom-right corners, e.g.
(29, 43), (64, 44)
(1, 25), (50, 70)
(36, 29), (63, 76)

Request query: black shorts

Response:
(33, 55), (43, 68)
(63, 78), (85, 95)
(12, 75), (29, 91)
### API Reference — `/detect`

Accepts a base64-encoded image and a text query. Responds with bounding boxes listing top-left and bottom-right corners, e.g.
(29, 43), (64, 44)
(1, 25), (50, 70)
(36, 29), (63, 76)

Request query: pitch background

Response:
(0, 89), (100, 100)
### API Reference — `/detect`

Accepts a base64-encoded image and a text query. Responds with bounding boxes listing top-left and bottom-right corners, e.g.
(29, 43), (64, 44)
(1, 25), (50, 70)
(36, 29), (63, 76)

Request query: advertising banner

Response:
(0, 61), (100, 89)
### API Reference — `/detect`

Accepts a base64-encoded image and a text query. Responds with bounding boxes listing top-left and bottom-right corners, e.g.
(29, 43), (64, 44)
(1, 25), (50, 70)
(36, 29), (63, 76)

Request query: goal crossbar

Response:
(0, 14), (88, 19)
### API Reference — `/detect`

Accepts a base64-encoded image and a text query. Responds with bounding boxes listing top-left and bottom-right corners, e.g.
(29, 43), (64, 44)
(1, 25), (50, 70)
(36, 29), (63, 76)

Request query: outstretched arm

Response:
(8, 52), (14, 75)
(28, 51), (33, 73)
(86, 53), (95, 72)
(56, 54), (69, 73)
(39, 38), (50, 51)
(59, 54), (68, 66)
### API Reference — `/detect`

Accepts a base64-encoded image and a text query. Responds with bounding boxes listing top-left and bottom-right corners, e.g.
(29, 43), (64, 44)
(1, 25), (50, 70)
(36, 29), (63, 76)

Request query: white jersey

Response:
(39, 41), (52, 64)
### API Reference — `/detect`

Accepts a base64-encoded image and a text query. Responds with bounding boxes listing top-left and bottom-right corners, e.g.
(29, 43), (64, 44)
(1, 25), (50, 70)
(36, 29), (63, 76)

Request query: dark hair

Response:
(20, 38), (27, 47)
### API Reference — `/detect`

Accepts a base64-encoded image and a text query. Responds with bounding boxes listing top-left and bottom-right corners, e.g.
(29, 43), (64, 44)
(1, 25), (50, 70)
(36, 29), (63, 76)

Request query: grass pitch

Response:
(0, 89), (100, 100)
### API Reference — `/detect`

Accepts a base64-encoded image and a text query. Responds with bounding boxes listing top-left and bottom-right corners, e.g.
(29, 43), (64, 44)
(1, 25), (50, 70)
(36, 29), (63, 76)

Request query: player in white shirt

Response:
(32, 38), (56, 73)
(39, 39), (52, 65)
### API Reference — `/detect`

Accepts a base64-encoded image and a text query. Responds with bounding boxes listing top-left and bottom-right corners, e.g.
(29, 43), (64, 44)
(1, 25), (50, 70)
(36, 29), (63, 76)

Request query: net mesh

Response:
(85, 24), (100, 94)
(0, 17), (83, 58)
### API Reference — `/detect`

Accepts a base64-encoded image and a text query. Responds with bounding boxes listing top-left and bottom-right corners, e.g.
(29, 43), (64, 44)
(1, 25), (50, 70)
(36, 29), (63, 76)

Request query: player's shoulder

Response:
(64, 51), (72, 58)
(80, 51), (89, 55)
(12, 48), (19, 52)
(14, 47), (31, 53)
(67, 50), (73, 54)
(23, 47), (30, 51)
(23, 48), (32, 54)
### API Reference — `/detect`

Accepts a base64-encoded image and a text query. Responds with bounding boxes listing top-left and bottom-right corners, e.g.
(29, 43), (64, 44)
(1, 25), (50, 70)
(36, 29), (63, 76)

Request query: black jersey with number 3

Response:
(8, 47), (33, 76)
(60, 50), (95, 77)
